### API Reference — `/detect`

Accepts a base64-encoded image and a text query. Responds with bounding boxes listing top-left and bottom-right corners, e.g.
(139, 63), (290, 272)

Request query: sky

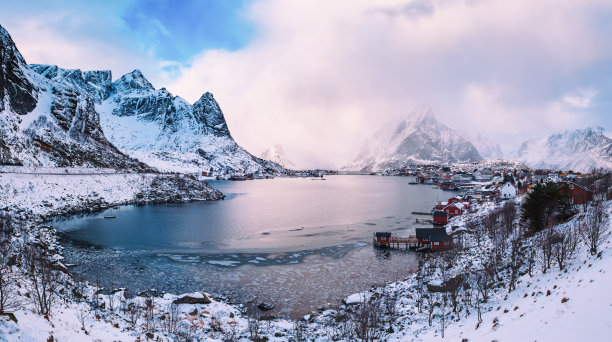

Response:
(2, 0), (612, 169)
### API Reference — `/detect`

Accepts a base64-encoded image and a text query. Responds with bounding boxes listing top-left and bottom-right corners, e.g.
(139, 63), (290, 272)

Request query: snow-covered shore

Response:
(1, 176), (611, 341)
(0, 170), (223, 222)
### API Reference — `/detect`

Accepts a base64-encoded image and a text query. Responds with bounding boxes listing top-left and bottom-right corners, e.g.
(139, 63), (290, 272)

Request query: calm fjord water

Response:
(54, 175), (447, 317)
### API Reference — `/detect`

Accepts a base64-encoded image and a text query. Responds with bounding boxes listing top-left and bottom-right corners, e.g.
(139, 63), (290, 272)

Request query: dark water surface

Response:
(53, 175), (447, 318)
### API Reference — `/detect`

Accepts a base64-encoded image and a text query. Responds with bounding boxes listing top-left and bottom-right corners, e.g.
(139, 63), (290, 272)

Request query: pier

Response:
(372, 232), (419, 250)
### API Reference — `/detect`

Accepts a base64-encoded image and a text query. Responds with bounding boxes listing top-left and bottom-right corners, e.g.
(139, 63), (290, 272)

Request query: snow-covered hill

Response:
(515, 127), (612, 172)
(0, 25), (149, 170)
(344, 106), (482, 171)
(260, 144), (296, 170)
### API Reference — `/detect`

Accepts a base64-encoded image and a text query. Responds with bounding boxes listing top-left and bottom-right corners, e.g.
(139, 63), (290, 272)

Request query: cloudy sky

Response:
(2, 0), (612, 168)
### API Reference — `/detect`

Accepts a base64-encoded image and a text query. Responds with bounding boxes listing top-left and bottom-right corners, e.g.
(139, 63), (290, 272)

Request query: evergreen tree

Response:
(521, 182), (567, 234)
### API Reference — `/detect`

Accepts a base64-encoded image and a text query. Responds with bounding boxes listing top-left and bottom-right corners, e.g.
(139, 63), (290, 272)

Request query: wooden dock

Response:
(373, 235), (419, 250)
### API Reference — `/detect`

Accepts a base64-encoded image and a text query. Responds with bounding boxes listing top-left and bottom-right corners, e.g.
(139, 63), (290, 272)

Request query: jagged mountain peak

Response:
(345, 106), (482, 171)
(111, 69), (154, 94)
(30, 64), (112, 103)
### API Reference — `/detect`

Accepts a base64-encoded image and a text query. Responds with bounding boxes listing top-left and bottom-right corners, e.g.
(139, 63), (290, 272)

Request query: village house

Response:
(473, 169), (494, 182)
(416, 228), (452, 251)
(433, 210), (448, 224)
(373, 232), (392, 247)
(500, 182), (517, 199)
(559, 181), (593, 205)
(444, 202), (464, 217)
(451, 173), (473, 184)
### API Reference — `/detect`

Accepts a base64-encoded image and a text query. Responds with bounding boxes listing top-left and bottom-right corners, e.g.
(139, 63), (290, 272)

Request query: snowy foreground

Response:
(0, 176), (611, 341)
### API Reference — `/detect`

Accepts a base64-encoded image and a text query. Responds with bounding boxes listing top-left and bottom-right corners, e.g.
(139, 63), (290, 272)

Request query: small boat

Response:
(104, 216), (116, 219)
(408, 182), (418, 185)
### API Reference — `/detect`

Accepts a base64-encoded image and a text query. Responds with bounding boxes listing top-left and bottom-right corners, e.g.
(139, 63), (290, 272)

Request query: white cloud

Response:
(4, 0), (612, 168)
(165, 0), (612, 168)
(563, 88), (598, 109)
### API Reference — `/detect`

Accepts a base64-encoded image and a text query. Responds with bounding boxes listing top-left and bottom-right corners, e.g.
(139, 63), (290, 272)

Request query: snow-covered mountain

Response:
(0, 25), (149, 170)
(515, 127), (612, 172)
(467, 133), (504, 160)
(94, 69), (280, 173)
(0, 25), (279, 173)
(260, 144), (296, 170)
(344, 106), (482, 171)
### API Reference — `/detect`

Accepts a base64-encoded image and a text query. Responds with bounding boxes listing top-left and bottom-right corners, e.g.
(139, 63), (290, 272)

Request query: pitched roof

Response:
(567, 181), (592, 192)
(374, 232), (392, 237)
(416, 228), (451, 241)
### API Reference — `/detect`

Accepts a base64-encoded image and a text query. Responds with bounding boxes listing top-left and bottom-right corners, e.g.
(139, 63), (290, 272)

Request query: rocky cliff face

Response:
(0, 26), (37, 116)
(345, 106), (482, 171)
(0, 25), (150, 170)
(515, 127), (612, 172)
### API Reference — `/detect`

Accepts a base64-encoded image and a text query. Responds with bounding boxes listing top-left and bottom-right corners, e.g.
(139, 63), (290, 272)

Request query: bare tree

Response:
(0, 243), (18, 314)
(0, 214), (18, 314)
(25, 246), (60, 315)
(425, 293), (436, 327)
(439, 293), (448, 338)
(538, 227), (555, 273)
(76, 306), (90, 333)
(163, 302), (180, 334)
(553, 223), (579, 270)
(143, 295), (156, 332)
(246, 303), (262, 341)
(383, 286), (399, 317)
(350, 296), (385, 342)
(507, 238), (523, 292)
(501, 201), (518, 239)
(126, 301), (141, 329)
(580, 204), (610, 255)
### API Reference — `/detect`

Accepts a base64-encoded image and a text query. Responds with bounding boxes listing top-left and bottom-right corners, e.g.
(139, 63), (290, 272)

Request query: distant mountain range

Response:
(514, 127), (612, 172)
(2, 25), (611, 174)
(0, 25), (280, 173)
(260, 144), (296, 170)
(344, 106), (482, 171)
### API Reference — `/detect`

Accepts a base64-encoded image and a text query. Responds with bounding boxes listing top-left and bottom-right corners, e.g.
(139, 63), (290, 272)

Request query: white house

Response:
(500, 182), (517, 199)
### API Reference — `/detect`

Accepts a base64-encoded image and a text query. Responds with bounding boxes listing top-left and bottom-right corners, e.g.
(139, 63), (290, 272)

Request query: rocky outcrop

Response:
(0, 25), (37, 115)
(173, 293), (212, 305)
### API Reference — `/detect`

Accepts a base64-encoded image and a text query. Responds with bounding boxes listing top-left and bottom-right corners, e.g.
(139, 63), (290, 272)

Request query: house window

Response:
(381, 237), (386, 240)
(433, 242), (439, 246)
(569, 184), (574, 189)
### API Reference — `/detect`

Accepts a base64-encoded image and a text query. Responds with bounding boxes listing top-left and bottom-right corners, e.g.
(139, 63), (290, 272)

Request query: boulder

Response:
(173, 293), (211, 305)
(257, 302), (275, 311)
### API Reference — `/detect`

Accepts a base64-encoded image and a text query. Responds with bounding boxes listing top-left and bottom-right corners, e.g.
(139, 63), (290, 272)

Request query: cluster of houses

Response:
(373, 165), (597, 252)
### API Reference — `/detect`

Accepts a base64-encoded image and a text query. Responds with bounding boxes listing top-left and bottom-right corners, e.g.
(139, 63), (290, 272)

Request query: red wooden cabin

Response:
(443, 203), (464, 217)
(559, 181), (593, 205)
(416, 228), (452, 251)
(373, 232), (392, 247)
(433, 210), (448, 224)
